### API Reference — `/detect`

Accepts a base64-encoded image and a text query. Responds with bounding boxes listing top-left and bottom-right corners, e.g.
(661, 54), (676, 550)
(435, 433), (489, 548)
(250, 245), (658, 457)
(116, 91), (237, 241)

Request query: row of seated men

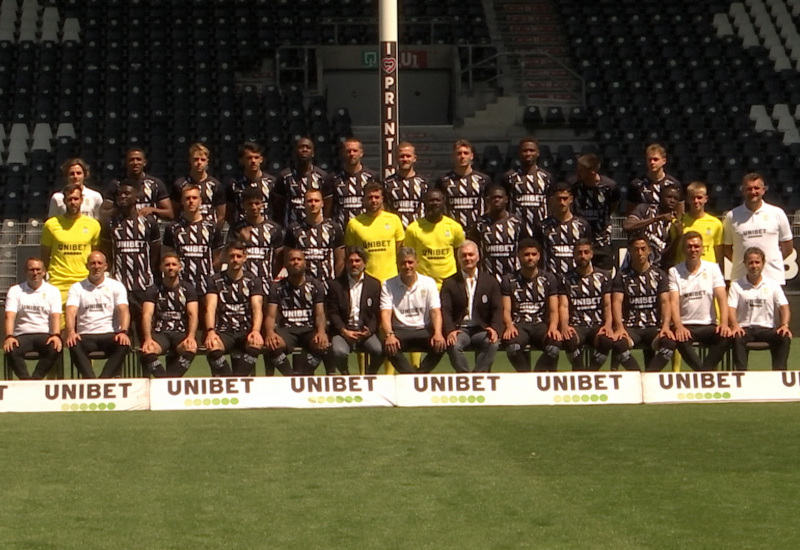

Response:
(4, 232), (791, 379)
(6, 136), (794, 376)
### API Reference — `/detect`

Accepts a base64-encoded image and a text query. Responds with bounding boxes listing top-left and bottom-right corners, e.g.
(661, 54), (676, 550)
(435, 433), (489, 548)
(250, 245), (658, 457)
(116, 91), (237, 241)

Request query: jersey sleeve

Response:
(332, 222), (345, 248)
(267, 281), (279, 305)
(162, 224), (175, 249)
(41, 221), (53, 249)
(393, 215), (405, 243)
(611, 271), (625, 294)
(774, 282), (789, 307)
(656, 269), (669, 294)
(147, 217), (162, 243)
(184, 282), (199, 303)
(66, 282), (81, 307)
(722, 212), (733, 246)
(46, 285), (63, 313)
(104, 180), (120, 202)
(142, 284), (158, 304)
(778, 209), (793, 242)
(89, 220), (101, 248)
(312, 280), (326, 304)
(113, 282), (129, 306)
(452, 220), (466, 247)
(709, 263), (725, 289)
(343, 221), (357, 247)
(727, 280), (741, 309)
(4, 285), (19, 313)
(283, 224), (298, 248)
(667, 267), (680, 292)
(212, 180), (226, 206)
(543, 273), (559, 297)
(500, 274), (513, 296)
(711, 218), (723, 246)
(153, 179), (170, 202)
(211, 226), (224, 249)
(380, 281), (393, 311)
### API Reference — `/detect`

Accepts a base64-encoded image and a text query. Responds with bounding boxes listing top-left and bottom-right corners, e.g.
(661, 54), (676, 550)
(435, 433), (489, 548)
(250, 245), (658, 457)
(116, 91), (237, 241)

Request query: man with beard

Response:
(170, 143), (226, 229)
(228, 187), (285, 290)
(383, 141), (428, 228)
(627, 143), (681, 213)
(467, 185), (524, 284)
(534, 182), (592, 277)
(501, 239), (562, 372)
(327, 138), (379, 230)
(569, 154), (619, 270)
(140, 253), (199, 378)
(264, 249), (329, 376)
(41, 183), (102, 308)
(204, 242), (265, 377)
(623, 185), (681, 270)
(559, 240), (617, 371)
(326, 246), (384, 375)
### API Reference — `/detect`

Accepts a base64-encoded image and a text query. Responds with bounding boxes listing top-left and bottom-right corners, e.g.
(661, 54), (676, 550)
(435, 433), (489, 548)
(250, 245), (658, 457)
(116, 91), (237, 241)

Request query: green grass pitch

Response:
(2, 347), (800, 548)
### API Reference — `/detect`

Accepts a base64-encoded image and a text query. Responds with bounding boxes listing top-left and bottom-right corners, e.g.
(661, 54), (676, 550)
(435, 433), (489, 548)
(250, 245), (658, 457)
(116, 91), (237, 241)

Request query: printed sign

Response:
(0, 379), (149, 413)
(642, 371), (800, 404)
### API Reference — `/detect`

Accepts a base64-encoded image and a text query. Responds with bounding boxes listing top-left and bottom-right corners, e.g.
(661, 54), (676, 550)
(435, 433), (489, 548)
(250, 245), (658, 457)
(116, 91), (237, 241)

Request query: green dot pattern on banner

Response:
(183, 397), (241, 407)
(676, 392), (732, 401)
(61, 402), (116, 411)
(305, 395), (365, 405)
(429, 395), (488, 404)
(553, 394), (608, 403)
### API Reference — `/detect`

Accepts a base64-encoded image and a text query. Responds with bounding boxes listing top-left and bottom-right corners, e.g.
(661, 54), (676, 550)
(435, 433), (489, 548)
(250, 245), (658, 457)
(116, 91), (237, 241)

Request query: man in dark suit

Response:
(441, 240), (503, 372)
(326, 246), (384, 374)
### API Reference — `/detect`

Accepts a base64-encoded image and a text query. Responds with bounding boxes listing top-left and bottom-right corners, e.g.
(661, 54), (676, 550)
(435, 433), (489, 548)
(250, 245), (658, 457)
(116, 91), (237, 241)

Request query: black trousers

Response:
(207, 331), (260, 377)
(505, 322), (562, 372)
(69, 333), (130, 379)
(675, 325), (730, 371)
(142, 331), (196, 377)
(562, 326), (618, 371)
(615, 327), (676, 372)
(6, 333), (61, 379)
(387, 328), (444, 374)
(733, 327), (791, 371)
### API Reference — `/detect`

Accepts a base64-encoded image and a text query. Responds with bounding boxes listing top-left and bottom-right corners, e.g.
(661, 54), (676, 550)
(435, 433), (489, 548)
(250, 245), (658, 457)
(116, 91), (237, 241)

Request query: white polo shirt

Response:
(728, 275), (788, 329)
(5, 281), (62, 335)
(48, 187), (104, 220)
(668, 260), (725, 325)
(66, 276), (129, 334)
(380, 272), (441, 330)
(723, 201), (792, 284)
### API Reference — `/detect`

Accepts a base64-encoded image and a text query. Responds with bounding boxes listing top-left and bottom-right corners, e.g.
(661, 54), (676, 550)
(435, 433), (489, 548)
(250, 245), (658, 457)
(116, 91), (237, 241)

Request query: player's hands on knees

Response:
(66, 332), (81, 347)
(312, 331), (329, 351)
(384, 333), (400, 355)
(431, 332), (446, 353)
(264, 332), (283, 351)
(3, 336), (18, 353)
(247, 330), (264, 349)
(141, 338), (159, 355)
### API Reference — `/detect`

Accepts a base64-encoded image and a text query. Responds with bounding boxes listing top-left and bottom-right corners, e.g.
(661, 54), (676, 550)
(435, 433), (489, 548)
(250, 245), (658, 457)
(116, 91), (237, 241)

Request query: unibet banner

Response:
(642, 371), (800, 404)
(0, 379), (150, 413)
(149, 376), (396, 410)
(394, 372), (642, 407)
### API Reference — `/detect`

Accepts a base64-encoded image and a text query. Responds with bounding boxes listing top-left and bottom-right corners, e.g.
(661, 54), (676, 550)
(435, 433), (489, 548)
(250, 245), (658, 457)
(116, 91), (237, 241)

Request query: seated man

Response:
(264, 249), (329, 376)
(380, 247), (446, 373)
(668, 231), (731, 371)
(204, 241), (265, 377)
(441, 240), (502, 373)
(3, 258), (63, 379)
(611, 235), (675, 372)
(728, 247), (792, 370)
(140, 252), (199, 378)
(501, 239), (562, 372)
(65, 251), (131, 378)
(559, 240), (617, 371)
(326, 246), (384, 375)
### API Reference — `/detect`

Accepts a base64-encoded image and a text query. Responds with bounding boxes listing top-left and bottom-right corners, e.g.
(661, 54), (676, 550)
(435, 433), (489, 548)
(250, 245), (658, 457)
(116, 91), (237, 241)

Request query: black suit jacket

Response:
(325, 272), (382, 335)
(440, 270), (503, 336)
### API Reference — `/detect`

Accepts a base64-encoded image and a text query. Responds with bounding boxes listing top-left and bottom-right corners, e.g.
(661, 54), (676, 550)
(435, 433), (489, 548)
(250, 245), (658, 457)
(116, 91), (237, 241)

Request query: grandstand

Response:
(1, 0), (800, 300)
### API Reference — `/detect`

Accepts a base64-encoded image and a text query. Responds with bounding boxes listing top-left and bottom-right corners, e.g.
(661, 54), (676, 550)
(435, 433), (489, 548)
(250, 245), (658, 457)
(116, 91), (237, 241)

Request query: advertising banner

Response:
(395, 372), (643, 407)
(0, 379), (150, 413)
(642, 371), (800, 404)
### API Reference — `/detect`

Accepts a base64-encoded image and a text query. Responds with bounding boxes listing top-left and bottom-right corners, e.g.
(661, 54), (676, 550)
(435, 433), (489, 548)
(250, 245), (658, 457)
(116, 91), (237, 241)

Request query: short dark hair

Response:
(574, 238), (593, 250)
(62, 182), (82, 197)
(627, 233), (650, 248)
(241, 187), (264, 203)
(547, 181), (573, 197)
(225, 240), (248, 254)
(364, 181), (383, 195)
(744, 246), (765, 263)
(518, 238), (542, 254)
(682, 231), (703, 246)
(239, 141), (263, 157)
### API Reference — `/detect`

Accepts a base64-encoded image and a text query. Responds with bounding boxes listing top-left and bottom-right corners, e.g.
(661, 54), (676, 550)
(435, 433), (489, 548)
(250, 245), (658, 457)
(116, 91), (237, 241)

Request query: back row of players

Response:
(4, 137), (792, 377)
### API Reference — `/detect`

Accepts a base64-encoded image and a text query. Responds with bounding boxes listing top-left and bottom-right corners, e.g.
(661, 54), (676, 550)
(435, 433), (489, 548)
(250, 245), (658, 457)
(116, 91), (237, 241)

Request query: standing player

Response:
(226, 141), (277, 228)
(499, 137), (553, 236)
(204, 242), (265, 377)
(723, 173), (793, 285)
(41, 183), (102, 308)
(383, 141), (428, 228)
(467, 185), (524, 284)
(228, 187), (285, 290)
(327, 138), (379, 230)
(627, 143), (681, 213)
(570, 154), (620, 270)
(344, 182), (405, 283)
(436, 139), (491, 231)
(264, 249), (329, 376)
(163, 184), (224, 325)
(4, 258), (63, 380)
(171, 143), (226, 229)
(501, 239), (562, 372)
(101, 181), (161, 342)
(623, 185), (681, 269)
(273, 137), (331, 227)
(48, 158), (104, 219)
(559, 240), (617, 371)
(101, 147), (173, 222)
(534, 182), (592, 277)
(140, 253), (199, 378)
(611, 235), (676, 372)
(285, 188), (344, 287)
(403, 189), (465, 290)
(669, 232), (731, 371)
(728, 247), (792, 370)
(670, 181), (723, 270)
